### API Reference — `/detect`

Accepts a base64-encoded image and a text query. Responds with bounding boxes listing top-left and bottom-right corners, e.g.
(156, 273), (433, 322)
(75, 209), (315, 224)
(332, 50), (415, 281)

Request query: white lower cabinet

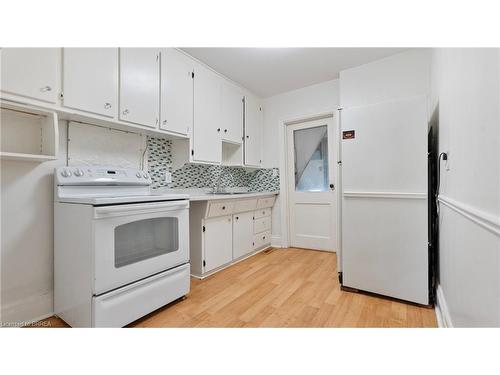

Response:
(233, 211), (255, 260)
(203, 215), (233, 273)
(190, 195), (276, 278)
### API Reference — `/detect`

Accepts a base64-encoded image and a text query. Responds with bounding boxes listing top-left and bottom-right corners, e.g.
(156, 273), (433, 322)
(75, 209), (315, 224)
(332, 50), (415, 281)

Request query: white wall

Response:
(340, 49), (431, 108)
(1, 121), (67, 324)
(262, 79), (339, 246)
(431, 49), (500, 327)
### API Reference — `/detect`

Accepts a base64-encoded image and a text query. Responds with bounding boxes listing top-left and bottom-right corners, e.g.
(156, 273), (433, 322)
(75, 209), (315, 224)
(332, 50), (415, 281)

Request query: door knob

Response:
(40, 86), (52, 92)
(329, 183), (335, 190)
(104, 102), (112, 109)
(122, 109), (129, 115)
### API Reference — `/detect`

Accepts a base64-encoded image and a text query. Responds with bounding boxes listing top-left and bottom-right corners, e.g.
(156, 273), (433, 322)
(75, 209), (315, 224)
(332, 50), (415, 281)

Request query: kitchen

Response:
(1, 2), (499, 371)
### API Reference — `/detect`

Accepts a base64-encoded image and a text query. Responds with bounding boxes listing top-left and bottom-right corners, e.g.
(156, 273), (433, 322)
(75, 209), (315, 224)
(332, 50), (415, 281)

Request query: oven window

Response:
(114, 217), (179, 268)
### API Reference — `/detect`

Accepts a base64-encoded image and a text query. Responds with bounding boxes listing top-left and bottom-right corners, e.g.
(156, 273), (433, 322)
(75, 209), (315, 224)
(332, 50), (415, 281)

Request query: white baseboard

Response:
(1, 291), (53, 327)
(435, 284), (453, 328)
(271, 235), (283, 248)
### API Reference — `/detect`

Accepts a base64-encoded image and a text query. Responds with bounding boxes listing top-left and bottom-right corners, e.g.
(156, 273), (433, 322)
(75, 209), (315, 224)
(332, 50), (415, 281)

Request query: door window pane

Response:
(114, 217), (178, 268)
(294, 125), (329, 192)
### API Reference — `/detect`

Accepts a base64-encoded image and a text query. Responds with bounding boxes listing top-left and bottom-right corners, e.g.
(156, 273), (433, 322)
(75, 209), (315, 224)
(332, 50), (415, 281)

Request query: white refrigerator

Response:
(339, 95), (430, 305)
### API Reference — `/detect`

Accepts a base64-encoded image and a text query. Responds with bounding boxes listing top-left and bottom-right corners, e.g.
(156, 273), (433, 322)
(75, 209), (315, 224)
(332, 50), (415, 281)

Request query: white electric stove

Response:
(54, 166), (190, 327)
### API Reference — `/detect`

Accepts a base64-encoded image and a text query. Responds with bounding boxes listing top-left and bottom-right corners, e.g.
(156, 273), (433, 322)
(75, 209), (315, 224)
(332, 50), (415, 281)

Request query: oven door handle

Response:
(94, 200), (189, 219)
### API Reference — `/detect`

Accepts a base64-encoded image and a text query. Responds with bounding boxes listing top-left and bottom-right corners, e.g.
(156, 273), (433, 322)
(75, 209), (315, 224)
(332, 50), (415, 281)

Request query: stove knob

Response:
(61, 169), (72, 177)
(74, 168), (84, 177)
(136, 172), (142, 178)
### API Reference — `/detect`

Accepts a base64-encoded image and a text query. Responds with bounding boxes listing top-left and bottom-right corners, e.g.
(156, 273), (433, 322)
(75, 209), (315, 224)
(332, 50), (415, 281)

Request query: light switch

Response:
(165, 171), (172, 183)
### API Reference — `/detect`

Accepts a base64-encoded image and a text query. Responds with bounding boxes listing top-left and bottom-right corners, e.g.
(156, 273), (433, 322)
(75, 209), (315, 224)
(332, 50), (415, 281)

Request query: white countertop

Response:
(155, 188), (279, 202)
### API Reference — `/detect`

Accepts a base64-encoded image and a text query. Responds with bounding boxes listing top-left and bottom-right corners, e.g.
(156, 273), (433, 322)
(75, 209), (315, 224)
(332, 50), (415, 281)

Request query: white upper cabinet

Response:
(1, 48), (60, 103)
(244, 94), (263, 167)
(193, 63), (222, 164)
(221, 80), (244, 144)
(160, 49), (193, 136)
(119, 48), (160, 128)
(63, 48), (118, 118)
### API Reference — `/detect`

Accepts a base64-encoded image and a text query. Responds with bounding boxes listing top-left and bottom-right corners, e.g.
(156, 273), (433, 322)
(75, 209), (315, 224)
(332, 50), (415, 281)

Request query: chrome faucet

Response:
(214, 167), (229, 193)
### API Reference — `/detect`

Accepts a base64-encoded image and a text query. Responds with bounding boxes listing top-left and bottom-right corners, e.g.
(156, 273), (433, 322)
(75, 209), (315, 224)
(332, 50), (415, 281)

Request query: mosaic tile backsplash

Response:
(147, 137), (280, 192)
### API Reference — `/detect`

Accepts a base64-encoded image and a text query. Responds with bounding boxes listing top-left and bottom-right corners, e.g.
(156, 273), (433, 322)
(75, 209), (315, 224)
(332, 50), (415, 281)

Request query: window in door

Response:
(114, 217), (179, 268)
(294, 125), (329, 192)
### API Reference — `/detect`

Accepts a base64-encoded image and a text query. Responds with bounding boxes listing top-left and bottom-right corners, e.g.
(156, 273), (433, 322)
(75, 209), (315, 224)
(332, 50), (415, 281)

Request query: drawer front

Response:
(93, 263), (190, 327)
(254, 207), (272, 219)
(254, 216), (271, 234)
(256, 196), (276, 209)
(207, 201), (234, 218)
(233, 199), (257, 213)
(253, 231), (271, 250)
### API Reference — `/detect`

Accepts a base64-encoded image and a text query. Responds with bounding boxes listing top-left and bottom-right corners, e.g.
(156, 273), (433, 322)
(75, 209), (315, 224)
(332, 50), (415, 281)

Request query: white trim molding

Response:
(438, 195), (500, 237)
(435, 285), (453, 328)
(271, 235), (283, 248)
(343, 191), (427, 200)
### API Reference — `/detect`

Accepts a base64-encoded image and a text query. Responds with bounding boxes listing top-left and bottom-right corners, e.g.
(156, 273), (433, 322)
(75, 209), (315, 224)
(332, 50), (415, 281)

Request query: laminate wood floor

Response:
(37, 248), (437, 328)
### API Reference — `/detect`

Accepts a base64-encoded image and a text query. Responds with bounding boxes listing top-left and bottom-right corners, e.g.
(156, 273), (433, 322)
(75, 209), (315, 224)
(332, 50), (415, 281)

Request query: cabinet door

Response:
(232, 212), (255, 260)
(221, 81), (243, 144)
(160, 48), (193, 136)
(244, 95), (262, 166)
(1, 48), (60, 103)
(119, 48), (160, 128)
(193, 63), (222, 164)
(63, 48), (118, 117)
(204, 215), (233, 273)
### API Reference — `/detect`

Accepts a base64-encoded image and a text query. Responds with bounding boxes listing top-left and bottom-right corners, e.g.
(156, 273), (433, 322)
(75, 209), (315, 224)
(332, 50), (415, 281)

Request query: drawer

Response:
(207, 201), (234, 218)
(256, 196), (276, 209)
(253, 231), (271, 250)
(254, 216), (271, 234)
(254, 207), (271, 219)
(93, 263), (190, 327)
(233, 199), (257, 213)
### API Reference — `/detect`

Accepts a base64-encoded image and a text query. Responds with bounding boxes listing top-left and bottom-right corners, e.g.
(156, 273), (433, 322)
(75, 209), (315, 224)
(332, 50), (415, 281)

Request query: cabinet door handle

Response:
(163, 120), (167, 125)
(104, 102), (112, 109)
(235, 216), (239, 220)
(222, 206), (226, 210)
(224, 129), (227, 133)
(217, 128), (221, 132)
(246, 135), (249, 139)
(122, 109), (129, 115)
(40, 86), (52, 92)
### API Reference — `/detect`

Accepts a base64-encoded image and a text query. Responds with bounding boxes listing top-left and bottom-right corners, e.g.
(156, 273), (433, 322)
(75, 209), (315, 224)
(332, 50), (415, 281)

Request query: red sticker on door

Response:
(343, 130), (355, 140)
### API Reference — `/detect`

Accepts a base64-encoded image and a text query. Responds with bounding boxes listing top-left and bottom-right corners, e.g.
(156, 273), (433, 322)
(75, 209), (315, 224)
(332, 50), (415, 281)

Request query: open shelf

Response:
(0, 101), (59, 162)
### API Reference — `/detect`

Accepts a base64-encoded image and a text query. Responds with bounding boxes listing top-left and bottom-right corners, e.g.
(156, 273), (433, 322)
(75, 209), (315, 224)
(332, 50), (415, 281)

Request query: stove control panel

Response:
(55, 166), (151, 186)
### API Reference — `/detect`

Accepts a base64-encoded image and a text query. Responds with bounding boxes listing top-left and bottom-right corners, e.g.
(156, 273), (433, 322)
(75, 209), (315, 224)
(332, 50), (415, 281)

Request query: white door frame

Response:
(279, 110), (340, 252)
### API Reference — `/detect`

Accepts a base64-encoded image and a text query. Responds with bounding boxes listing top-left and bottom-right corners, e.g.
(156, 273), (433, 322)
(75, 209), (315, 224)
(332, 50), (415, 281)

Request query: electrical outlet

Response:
(165, 171), (172, 183)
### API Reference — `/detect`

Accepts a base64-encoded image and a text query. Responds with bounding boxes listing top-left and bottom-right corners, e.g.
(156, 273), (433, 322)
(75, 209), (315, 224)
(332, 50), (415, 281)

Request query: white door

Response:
(119, 48), (160, 128)
(160, 48), (193, 136)
(286, 117), (336, 251)
(221, 81), (244, 144)
(93, 201), (190, 295)
(193, 63), (222, 163)
(244, 95), (262, 167)
(63, 48), (118, 117)
(1, 48), (60, 103)
(340, 97), (428, 305)
(232, 212), (254, 259)
(204, 215), (233, 272)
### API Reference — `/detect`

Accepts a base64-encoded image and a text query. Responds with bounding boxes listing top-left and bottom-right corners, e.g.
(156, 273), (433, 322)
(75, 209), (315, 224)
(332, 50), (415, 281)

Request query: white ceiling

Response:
(182, 48), (407, 98)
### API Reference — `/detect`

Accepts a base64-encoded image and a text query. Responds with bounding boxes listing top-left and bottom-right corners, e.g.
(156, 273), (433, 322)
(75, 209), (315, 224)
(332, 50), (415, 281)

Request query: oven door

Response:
(93, 200), (189, 295)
